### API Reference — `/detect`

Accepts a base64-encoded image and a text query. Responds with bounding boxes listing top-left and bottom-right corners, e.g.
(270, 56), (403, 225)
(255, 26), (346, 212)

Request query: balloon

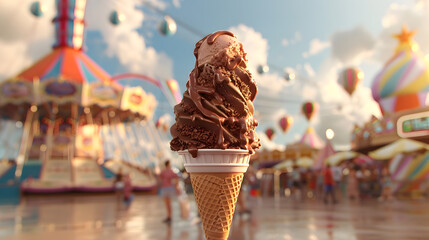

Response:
(162, 123), (169, 132)
(109, 10), (125, 25)
(338, 67), (362, 96)
(155, 118), (164, 129)
(159, 16), (177, 36)
(265, 128), (275, 140)
(301, 101), (318, 121)
(278, 116), (293, 133)
(257, 65), (269, 74)
(284, 71), (295, 81)
(30, 1), (44, 17)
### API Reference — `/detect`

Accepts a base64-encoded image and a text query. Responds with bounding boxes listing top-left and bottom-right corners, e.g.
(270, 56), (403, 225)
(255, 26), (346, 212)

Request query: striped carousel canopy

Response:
(17, 47), (111, 84)
(371, 26), (429, 113)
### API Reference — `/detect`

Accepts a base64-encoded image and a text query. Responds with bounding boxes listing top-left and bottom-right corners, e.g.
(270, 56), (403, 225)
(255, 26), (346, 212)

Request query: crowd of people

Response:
(257, 163), (395, 203)
(114, 160), (398, 224)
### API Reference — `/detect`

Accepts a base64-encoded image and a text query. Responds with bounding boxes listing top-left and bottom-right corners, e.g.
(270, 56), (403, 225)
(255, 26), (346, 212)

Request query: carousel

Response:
(0, 0), (179, 193)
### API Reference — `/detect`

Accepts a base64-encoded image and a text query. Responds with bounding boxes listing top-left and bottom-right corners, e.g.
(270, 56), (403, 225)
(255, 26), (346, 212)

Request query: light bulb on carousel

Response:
(325, 128), (335, 140)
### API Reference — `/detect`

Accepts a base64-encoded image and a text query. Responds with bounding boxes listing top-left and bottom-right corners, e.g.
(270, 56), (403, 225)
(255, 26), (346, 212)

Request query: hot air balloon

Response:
(30, 1), (44, 17)
(109, 10), (125, 25)
(338, 67), (362, 96)
(279, 116), (293, 133)
(257, 65), (269, 74)
(159, 16), (177, 36)
(265, 128), (275, 140)
(301, 101), (318, 121)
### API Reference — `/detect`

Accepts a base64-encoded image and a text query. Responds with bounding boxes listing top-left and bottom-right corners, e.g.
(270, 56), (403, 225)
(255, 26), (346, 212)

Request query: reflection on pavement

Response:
(0, 194), (429, 239)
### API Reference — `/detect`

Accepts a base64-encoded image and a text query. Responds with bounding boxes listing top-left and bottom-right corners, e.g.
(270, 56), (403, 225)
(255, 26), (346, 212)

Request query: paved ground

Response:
(0, 193), (429, 240)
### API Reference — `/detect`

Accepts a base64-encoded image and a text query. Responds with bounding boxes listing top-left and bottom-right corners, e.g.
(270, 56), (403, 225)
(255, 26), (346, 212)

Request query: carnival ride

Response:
(1, 0), (181, 193)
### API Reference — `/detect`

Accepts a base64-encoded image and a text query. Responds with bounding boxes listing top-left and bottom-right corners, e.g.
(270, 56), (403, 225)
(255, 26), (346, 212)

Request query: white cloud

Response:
(281, 31), (302, 47)
(373, 2), (429, 63)
(258, 130), (285, 151)
(86, 0), (174, 80)
(281, 39), (289, 46)
(230, 25), (295, 96)
(302, 38), (330, 58)
(313, 80), (382, 148)
(229, 25), (269, 73)
(303, 63), (315, 77)
(294, 32), (302, 42)
(0, 0), (55, 79)
(293, 134), (302, 142)
(172, 0), (181, 8)
(330, 26), (375, 65)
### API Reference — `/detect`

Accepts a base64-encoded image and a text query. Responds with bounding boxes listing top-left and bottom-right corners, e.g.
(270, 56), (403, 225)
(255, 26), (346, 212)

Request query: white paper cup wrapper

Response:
(178, 149), (251, 173)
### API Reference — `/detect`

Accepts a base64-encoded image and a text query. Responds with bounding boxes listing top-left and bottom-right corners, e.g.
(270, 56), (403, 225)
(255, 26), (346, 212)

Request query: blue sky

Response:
(83, 0), (407, 86)
(0, 0), (426, 151)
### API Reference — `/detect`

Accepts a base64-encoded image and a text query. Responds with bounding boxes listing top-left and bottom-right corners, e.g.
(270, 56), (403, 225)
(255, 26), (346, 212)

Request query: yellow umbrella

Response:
(296, 157), (313, 168)
(273, 160), (293, 170)
(326, 151), (359, 166)
(369, 138), (429, 160)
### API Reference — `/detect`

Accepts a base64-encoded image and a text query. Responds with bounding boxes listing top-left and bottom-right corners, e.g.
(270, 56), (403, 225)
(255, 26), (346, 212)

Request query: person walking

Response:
(159, 160), (179, 223)
(379, 167), (394, 202)
(323, 164), (337, 204)
(290, 165), (301, 200)
(114, 168), (125, 209)
(123, 174), (133, 208)
(347, 167), (360, 201)
(316, 169), (324, 199)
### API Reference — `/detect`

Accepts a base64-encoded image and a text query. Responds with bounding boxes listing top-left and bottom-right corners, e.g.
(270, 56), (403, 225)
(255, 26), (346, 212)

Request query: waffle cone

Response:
(190, 172), (243, 240)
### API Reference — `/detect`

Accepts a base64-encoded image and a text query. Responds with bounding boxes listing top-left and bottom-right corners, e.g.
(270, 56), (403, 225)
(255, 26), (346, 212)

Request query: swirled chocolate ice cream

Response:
(170, 31), (260, 157)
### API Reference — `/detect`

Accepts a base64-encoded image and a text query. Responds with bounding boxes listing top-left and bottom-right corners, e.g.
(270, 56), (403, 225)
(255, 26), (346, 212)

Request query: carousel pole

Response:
(14, 75), (41, 178)
(44, 103), (58, 162)
(14, 106), (37, 179)
(70, 103), (79, 160)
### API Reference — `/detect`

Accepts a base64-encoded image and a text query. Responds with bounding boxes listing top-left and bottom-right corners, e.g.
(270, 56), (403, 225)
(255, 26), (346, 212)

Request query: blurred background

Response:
(1, 0), (429, 239)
